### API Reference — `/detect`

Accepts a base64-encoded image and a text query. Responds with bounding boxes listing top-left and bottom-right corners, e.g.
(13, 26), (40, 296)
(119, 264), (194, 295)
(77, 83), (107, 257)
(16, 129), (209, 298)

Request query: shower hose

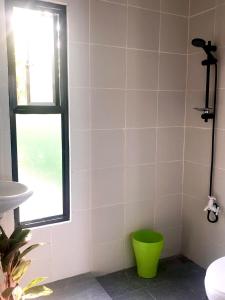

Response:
(207, 63), (218, 223)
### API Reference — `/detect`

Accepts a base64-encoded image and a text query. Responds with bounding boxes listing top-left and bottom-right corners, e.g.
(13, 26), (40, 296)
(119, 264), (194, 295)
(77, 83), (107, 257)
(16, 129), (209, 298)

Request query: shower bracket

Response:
(192, 38), (219, 223)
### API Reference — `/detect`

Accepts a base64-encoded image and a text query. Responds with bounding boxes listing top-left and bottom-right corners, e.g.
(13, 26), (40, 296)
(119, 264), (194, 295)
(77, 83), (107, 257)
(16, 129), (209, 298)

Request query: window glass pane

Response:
(13, 7), (56, 105)
(16, 115), (63, 221)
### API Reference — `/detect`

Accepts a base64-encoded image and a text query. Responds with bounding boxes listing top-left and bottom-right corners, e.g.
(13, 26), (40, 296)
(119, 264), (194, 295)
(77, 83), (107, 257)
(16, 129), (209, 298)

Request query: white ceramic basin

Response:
(0, 181), (33, 215)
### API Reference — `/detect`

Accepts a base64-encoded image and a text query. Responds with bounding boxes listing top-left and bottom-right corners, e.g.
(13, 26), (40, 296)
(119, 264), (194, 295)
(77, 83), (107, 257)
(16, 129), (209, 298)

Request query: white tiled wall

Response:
(182, 0), (225, 269)
(0, 0), (188, 282)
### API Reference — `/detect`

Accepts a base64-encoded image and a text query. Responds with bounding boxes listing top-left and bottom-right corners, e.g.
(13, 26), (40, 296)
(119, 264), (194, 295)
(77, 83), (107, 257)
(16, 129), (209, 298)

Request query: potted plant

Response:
(0, 226), (52, 300)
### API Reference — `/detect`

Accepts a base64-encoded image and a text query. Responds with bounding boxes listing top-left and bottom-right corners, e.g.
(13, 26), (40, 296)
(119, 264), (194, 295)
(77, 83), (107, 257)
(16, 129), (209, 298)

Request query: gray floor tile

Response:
(48, 274), (111, 300)
(97, 269), (143, 297)
(44, 256), (207, 299)
(98, 256), (207, 300)
(147, 281), (198, 300)
(113, 288), (154, 299)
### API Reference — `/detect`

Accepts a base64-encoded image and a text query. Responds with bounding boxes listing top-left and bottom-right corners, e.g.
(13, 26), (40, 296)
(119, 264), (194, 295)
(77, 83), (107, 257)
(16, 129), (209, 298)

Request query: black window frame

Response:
(5, 0), (70, 228)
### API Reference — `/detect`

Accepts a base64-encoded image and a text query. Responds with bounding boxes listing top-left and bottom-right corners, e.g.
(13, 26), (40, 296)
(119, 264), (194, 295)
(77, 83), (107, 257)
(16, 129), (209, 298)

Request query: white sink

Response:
(0, 181), (33, 215)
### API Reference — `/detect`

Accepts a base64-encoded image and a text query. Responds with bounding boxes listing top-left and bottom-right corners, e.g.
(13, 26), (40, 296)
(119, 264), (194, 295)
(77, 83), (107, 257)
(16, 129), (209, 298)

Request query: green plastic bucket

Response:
(132, 229), (164, 278)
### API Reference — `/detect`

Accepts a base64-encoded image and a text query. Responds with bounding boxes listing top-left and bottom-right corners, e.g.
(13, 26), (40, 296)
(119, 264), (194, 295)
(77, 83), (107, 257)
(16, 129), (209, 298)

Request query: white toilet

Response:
(205, 257), (225, 300)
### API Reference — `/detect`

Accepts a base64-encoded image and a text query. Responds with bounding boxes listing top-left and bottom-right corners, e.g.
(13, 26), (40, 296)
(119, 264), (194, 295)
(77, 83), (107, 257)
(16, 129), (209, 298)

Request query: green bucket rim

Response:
(131, 229), (164, 244)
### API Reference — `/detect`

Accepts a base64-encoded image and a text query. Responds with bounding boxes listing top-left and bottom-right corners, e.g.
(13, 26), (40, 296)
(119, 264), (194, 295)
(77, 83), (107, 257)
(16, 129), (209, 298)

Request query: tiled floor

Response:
(47, 256), (207, 299)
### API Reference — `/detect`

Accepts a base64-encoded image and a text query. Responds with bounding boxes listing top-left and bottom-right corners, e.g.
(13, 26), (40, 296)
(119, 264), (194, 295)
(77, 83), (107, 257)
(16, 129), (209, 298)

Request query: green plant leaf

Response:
(10, 228), (31, 244)
(23, 277), (47, 293)
(23, 286), (53, 299)
(2, 241), (27, 273)
(19, 244), (41, 260)
(0, 226), (8, 240)
(12, 259), (31, 282)
(12, 285), (24, 300)
(1, 287), (14, 298)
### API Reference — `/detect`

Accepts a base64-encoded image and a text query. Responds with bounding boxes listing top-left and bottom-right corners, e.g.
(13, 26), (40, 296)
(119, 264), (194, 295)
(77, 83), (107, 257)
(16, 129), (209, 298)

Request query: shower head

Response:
(191, 38), (217, 64)
(192, 38), (217, 53)
(192, 38), (206, 48)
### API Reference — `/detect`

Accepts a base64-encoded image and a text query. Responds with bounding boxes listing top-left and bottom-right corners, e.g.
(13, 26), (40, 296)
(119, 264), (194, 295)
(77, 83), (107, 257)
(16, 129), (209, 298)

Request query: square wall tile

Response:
(51, 211), (90, 281)
(217, 0), (225, 5)
(91, 130), (124, 169)
(218, 48), (225, 89)
(128, 0), (160, 10)
(158, 91), (185, 127)
(91, 89), (125, 129)
(71, 170), (90, 211)
(70, 130), (90, 171)
(91, 45), (126, 88)
(157, 162), (183, 196)
(28, 227), (52, 261)
(92, 167), (124, 208)
(91, 0), (126, 46)
(189, 11), (215, 53)
(68, 0), (89, 43)
(155, 194), (182, 228)
(160, 14), (188, 54)
(125, 200), (154, 235)
(92, 240), (125, 275)
(123, 237), (135, 268)
(126, 128), (156, 165)
(92, 205), (124, 243)
(190, 0), (216, 16)
(126, 164), (155, 203)
(182, 194), (205, 229)
(70, 88), (90, 130)
(215, 129), (225, 169)
(69, 43), (89, 88)
(21, 258), (52, 286)
(183, 161), (210, 199)
(157, 127), (184, 162)
(182, 200), (206, 264)
(126, 90), (157, 128)
(215, 4), (225, 47)
(128, 7), (160, 50)
(161, 0), (189, 16)
(214, 168), (225, 210)
(156, 226), (182, 257)
(109, 0), (127, 3)
(185, 127), (212, 165)
(187, 52), (206, 90)
(216, 89), (225, 129)
(127, 49), (158, 89)
(159, 53), (187, 90)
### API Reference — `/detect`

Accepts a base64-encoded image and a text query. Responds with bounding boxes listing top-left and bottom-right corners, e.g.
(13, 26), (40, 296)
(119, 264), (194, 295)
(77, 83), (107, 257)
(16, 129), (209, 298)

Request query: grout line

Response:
(122, 0), (129, 269)
(95, 0), (189, 18)
(70, 126), (186, 133)
(180, 0), (191, 255)
(160, 10), (188, 18)
(70, 86), (187, 92)
(183, 192), (209, 201)
(88, 0), (93, 273)
(189, 6), (216, 18)
(184, 160), (210, 168)
(153, 0), (162, 230)
(72, 160), (183, 173)
(184, 160), (225, 174)
(71, 40), (188, 55)
(87, 193), (183, 212)
(185, 126), (212, 130)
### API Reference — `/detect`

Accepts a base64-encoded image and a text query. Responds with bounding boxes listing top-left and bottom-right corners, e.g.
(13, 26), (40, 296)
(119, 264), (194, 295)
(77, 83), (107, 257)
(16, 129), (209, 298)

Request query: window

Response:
(6, 0), (70, 228)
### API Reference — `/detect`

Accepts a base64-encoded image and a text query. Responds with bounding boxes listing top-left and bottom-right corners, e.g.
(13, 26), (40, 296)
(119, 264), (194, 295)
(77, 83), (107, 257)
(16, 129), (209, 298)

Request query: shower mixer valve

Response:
(204, 196), (220, 215)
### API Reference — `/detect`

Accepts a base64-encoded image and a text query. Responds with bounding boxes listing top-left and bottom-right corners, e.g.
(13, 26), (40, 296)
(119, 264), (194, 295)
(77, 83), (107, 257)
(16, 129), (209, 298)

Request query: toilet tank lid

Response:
(205, 257), (225, 293)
